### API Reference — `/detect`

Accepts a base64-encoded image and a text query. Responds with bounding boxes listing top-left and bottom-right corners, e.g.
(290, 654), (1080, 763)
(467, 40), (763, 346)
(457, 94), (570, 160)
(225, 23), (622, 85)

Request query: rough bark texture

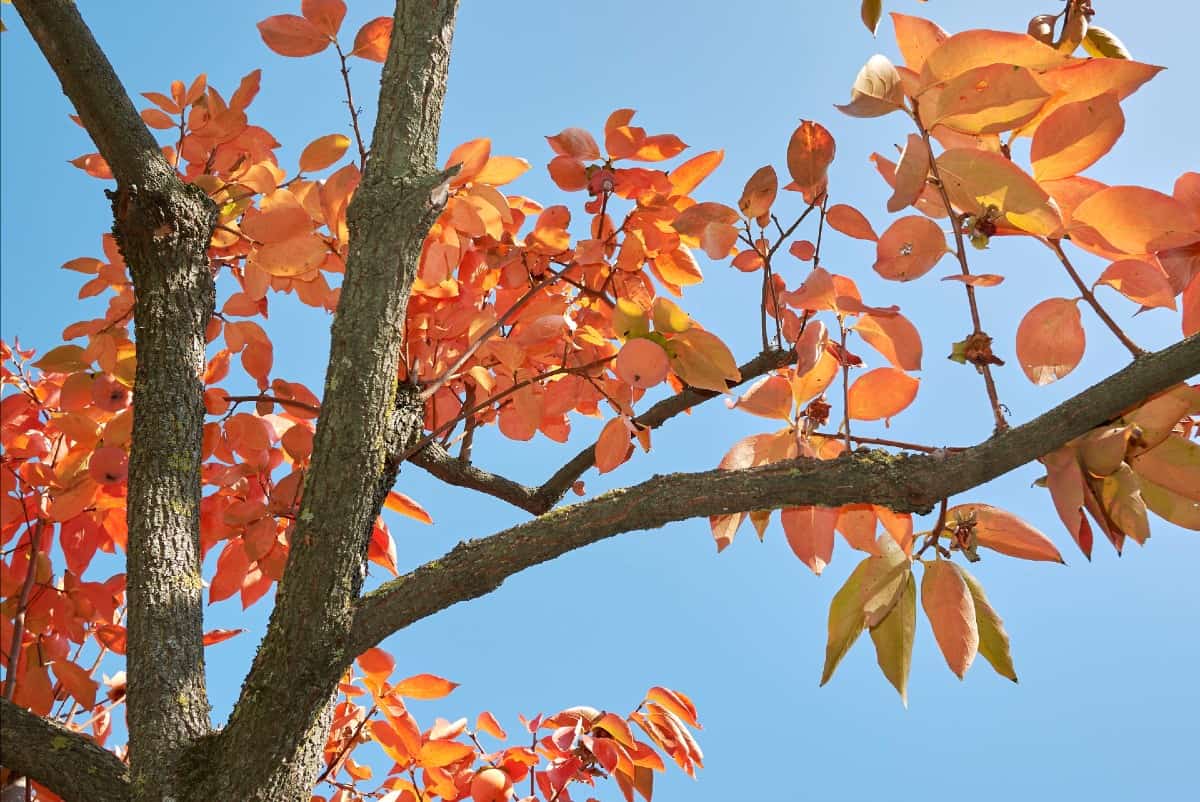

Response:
(207, 3), (461, 799)
(5, 2), (1198, 801)
(348, 334), (1200, 653)
(0, 699), (130, 802)
(12, 2), (216, 799)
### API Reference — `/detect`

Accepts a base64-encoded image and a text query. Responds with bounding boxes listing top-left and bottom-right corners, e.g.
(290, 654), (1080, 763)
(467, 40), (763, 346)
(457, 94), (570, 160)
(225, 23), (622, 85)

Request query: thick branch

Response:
(14, 2), (215, 795)
(0, 698), (130, 802)
(216, 2), (462, 797)
(349, 334), (1200, 654)
(409, 444), (544, 513)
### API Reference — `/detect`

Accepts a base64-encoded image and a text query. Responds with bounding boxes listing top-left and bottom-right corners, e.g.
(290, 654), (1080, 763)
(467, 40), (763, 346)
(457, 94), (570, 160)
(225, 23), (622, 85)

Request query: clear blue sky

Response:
(2, 2), (1196, 800)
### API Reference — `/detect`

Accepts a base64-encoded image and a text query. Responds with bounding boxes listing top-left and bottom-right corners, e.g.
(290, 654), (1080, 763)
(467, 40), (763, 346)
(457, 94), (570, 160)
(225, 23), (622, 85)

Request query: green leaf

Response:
(1083, 25), (1132, 59)
(862, 535), (909, 627)
(820, 556), (874, 685)
(960, 567), (1017, 682)
(1140, 475), (1200, 530)
(860, 0), (883, 35)
(870, 571), (915, 705)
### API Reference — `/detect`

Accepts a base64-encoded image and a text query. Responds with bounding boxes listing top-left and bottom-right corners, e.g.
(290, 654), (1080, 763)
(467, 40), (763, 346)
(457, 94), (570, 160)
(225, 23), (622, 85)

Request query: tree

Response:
(0, 0), (1196, 800)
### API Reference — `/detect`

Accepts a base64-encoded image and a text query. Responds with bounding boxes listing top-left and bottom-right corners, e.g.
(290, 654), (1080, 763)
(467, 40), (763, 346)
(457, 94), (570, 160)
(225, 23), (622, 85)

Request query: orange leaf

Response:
(786, 121), (835, 191)
(729, 375), (793, 420)
(51, 660), (98, 709)
(475, 155), (530, 186)
(781, 506), (838, 575)
(419, 739), (475, 769)
(140, 108), (176, 130)
(941, 274), (1004, 287)
(445, 137), (491, 186)
(920, 29), (1070, 86)
(853, 312), (923, 371)
(936, 148), (1061, 236)
(301, 0), (346, 38)
(891, 13), (949, 71)
(873, 216), (948, 281)
(616, 338), (670, 389)
(253, 234), (328, 278)
(596, 417), (634, 474)
(652, 247), (704, 288)
(738, 166), (778, 219)
(257, 14), (330, 57)
(547, 155), (588, 191)
(1096, 259), (1177, 310)
(352, 17), (393, 62)
(887, 134), (930, 213)
(396, 672), (459, 700)
(384, 490), (433, 524)
(847, 368), (919, 421)
(1031, 93), (1125, 182)
(928, 63), (1050, 135)
(825, 204), (878, 241)
(948, 503), (1064, 563)
(476, 711), (508, 740)
(202, 628), (245, 646)
(356, 647), (395, 686)
(546, 127), (601, 161)
(920, 560), (978, 679)
(669, 150), (724, 195)
(668, 328), (740, 393)
(241, 190), (312, 244)
(1071, 186), (1200, 254)
(645, 686), (701, 729)
(299, 133), (350, 172)
(1016, 298), (1084, 385)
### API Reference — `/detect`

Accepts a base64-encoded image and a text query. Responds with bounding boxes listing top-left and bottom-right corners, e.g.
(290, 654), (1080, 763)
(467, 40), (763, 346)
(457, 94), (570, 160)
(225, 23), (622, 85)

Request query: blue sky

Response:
(1, 2), (1196, 800)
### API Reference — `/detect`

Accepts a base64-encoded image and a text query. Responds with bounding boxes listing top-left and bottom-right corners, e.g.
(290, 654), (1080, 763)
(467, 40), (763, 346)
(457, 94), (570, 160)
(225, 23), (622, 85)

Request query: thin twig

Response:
(1042, 237), (1144, 357)
(4, 522), (45, 700)
(334, 40), (369, 171)
(912, 104), (1008, 432)
(315, 704), (377, 787)
(420, 271), (561, 401)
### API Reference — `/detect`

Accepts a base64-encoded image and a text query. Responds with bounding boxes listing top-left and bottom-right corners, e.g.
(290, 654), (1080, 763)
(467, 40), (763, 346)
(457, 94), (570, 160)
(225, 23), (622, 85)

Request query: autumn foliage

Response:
(1, 1), (1197, 800)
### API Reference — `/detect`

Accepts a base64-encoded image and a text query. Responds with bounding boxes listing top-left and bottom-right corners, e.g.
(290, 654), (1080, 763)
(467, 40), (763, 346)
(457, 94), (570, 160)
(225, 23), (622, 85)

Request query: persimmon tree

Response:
(1, 1), (1197, 801)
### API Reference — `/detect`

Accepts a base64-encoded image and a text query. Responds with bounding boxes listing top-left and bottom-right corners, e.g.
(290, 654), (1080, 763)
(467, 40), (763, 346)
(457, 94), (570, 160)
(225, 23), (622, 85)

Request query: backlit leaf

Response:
(960, 568), (1017, 682)
(891, 13), (949, 72)
(738, 165), (778, 219)
(920, 559), (978, 678)
(869, 571), (915, 704)
(396, 673), (459, 700)
(1031, 93), (1125, 182)
(1096, 259), (1176, 310)
(835, 55), (904, 118)
(1130, 435), (1200, 502)
(781, 506), (837, 575)
(729, 375), (793, 420)
(820, 557), (874, 685)
(385, 491), (433, 524)
(936, 148), (1061, 236)
(669, 149), (724, 195)
(887, 134), (930, 213)
(299, 133), (350, 172)
(920, 29), (1070, 86)
(853, 311), (923, 371)
(352, 17), (392, 62)
(1016, 298), (1084, 385)
(1072, 186), (1200, 254)
(596, 417), (634, 474)
(947, 503), (1064, 563)
(257, 14), (329, 57)
(668, 328), (740, 393)
(826, 203), (878, 241)
(301, 0), (346, 38)
(847, 368), (919, 421)
(786, 121), (836, 190)
(1083, 25), (1132, 59)
(873, 216), (948, 281)
(929, 63), (1050, 135)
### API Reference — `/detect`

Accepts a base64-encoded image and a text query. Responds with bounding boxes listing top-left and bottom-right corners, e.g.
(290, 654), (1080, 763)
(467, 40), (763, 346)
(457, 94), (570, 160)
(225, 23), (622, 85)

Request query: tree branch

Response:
(0, 698), (130, 802)
(13, 2), (216, 795)
(349, 334), (1200, 654)
(405, 348), (797, 514)
(215, 2), (462, 797)
(533, 347), (798, 509)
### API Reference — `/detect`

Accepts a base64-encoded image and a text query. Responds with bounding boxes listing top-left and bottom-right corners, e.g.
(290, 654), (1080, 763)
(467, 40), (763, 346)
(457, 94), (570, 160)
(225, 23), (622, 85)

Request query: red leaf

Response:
(352, 17), (393, 62)
(257, 14), (330, 57)
(202, 628), (246, 646)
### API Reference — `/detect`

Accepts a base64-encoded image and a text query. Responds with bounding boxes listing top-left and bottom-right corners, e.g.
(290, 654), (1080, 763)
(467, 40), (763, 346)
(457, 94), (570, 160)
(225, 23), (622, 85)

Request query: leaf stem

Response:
(334, 40), (369, 171)
(912, 105), (1008, 432)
